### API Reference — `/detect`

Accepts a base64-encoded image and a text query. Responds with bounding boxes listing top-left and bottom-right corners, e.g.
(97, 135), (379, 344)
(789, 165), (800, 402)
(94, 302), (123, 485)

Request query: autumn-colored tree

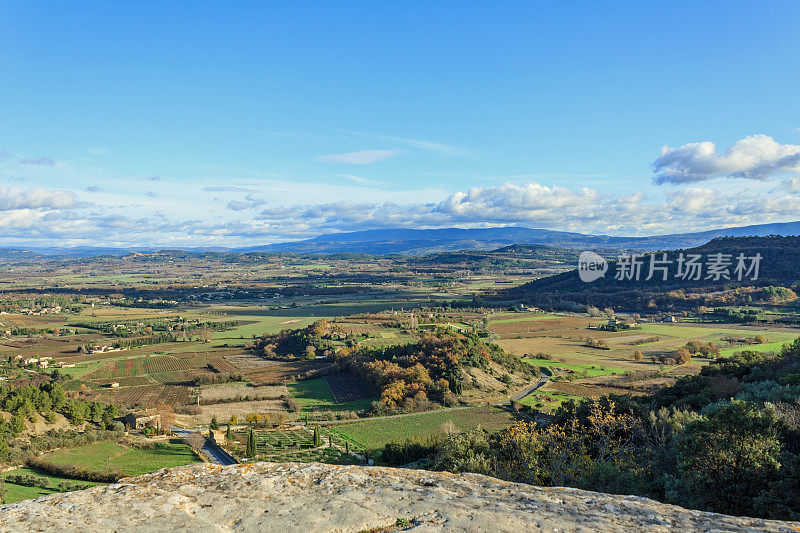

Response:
(154, 404), (176, 432)
(379, 380), (408, 408)
(674, 348), (691, 365)
(632, 350), (643, 361)
(495, 397), (642, 487)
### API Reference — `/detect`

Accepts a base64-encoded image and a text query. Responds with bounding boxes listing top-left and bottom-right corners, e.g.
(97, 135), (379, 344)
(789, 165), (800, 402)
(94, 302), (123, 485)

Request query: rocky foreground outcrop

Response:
(1, 462), (798, 532)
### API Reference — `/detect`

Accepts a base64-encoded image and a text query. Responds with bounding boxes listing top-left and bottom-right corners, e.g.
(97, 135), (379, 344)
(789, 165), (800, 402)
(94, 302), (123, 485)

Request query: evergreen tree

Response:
(313, 425), (322, 447)
(246, 428), (256, 457)
(210, 416), (219, 430)
(226, 424), (233, 441)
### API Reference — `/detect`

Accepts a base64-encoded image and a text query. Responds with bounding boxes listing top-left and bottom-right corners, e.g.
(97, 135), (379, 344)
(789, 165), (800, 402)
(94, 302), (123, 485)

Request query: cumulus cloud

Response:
(434, 184), (602, 224)
(652, 135), (800, 184)
(316, 149), (401, 165)
(19, 156), (55, 166)
(227, 194), (266, 211)
(0, 186), (80, 211)
(5, 178), (800, 248)
(244, 181), (800, 238)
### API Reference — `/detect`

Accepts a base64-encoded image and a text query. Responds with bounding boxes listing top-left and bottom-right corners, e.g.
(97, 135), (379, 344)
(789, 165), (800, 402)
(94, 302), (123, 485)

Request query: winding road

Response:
(171, 427), (238, 465)
(510, 375), (550, 402)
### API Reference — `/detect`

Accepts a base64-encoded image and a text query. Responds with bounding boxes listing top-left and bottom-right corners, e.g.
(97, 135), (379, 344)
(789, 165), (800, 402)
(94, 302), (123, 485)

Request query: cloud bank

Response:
(3, 133), (800, 247)
(0, 186), (80, 211)
(652, 135), (800, 184)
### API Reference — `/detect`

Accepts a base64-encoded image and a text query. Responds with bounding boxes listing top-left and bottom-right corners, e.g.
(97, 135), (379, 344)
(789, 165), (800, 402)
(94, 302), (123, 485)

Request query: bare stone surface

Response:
(0, 462), (798, 532)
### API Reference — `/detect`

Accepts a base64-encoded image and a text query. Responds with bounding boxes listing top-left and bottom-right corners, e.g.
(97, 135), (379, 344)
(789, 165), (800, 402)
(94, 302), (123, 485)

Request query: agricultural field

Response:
(1, 467), (105, 504)
(287, 377), (374, 414)
(328, 406), (520, 451)
(491, 313), (800, 412)
(4, 248), (800, 505)
(323, 373), (369, 403)
(42, 439), (199, 477)
(223, 426), (363, 464)
(1, 439), (199, 504)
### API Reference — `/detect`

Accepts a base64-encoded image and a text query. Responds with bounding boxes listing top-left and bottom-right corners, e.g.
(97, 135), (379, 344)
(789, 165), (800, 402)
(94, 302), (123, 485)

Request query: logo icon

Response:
(578, 251), (608, 282)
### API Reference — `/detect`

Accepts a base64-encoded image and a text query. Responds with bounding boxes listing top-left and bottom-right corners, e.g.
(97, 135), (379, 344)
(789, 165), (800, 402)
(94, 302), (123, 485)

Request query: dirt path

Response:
(510, 375), (550, 402)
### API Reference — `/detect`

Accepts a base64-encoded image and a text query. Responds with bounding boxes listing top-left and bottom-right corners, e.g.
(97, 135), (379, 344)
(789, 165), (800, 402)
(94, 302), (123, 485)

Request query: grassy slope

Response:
(43, 439), (199, 477)
(287, 378), (373, 413)
(522, 357), (628, 377)
(2, 467), (104, 504)
(330, 406), (518, 450)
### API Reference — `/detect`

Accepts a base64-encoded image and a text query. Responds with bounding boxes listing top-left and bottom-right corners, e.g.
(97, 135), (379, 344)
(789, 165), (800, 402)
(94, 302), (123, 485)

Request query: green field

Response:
(43, 439), (199, 477)
(719, 340), (789, 357)
(212, 316), (319, 341)
(2, 467), (104, 504)
(329, 406), (518, 450)
(287, 378), (373, 413)
(518, 390), (584, 411)
(522, 357), (628, 377)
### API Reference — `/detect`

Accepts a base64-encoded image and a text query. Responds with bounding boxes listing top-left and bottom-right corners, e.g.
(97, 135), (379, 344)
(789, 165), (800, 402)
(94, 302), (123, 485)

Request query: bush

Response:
(284, 396), (301, 412)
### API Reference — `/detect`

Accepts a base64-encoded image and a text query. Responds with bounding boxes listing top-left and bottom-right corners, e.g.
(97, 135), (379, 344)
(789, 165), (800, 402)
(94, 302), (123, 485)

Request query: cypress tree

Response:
(226, 424), (233, 441)
(313, 426), (321, 447)
(210, 416), (219, 430)
(246, 428), (256, 457)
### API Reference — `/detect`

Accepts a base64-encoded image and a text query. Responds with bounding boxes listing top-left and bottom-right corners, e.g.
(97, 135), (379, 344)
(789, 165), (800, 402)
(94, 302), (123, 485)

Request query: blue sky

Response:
(1, 1), (799, 247)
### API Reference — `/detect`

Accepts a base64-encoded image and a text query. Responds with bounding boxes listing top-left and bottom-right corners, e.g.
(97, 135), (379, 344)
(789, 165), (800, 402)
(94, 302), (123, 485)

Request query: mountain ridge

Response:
(4, 220), (800, 257)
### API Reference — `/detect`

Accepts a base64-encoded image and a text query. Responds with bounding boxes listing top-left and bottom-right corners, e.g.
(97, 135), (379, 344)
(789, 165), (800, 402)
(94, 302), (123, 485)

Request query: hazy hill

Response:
(500, 235), (800, 312)
(4, 220), (800, 257)
(245, 221), (800, 255)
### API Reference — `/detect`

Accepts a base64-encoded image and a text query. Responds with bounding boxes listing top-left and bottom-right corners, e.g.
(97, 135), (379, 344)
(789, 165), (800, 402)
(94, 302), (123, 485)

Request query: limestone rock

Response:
(0, 462), (797, 532)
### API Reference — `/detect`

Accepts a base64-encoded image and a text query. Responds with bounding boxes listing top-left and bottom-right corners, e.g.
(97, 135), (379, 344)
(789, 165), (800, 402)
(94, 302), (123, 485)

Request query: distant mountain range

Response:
(243, 221), (800, 255)
(4, 220), (800, 257)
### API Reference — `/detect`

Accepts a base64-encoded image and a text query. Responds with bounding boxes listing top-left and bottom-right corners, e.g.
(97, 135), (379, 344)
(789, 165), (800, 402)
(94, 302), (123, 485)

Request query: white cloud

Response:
(227, 194), (266, 211)
(316, 149), (401, 165)
(434, 184), (601, 224)
(652, 134), (800, 184)
(3, 178), (800, 248)
(0, 186), (80, 211)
